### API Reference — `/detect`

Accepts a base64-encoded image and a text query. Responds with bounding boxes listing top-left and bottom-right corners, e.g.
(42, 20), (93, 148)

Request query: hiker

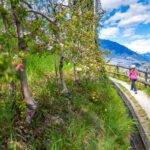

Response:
(129, 65), (139, 94)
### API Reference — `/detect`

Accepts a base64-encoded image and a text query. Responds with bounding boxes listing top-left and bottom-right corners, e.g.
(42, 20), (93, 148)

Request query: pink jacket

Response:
(129, 69), (139, 80)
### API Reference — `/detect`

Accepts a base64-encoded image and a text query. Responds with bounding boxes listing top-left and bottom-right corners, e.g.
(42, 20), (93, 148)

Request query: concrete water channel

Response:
(131, 129), (146, 150)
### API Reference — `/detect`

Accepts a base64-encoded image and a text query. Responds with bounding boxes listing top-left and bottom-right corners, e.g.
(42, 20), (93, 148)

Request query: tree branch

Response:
(22, 1), (33, 9)
(27, 9), (56, 24)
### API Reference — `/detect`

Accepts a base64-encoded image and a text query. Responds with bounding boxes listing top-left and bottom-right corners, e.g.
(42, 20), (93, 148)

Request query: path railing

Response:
(106, 64), (150, 86)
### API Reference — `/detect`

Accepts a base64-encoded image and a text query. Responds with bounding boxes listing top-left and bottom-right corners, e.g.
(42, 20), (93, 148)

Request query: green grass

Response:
(0, 95), (15, 148)
(0, 54), (134, 150)
(27, 53), (57, 80)
(144, 87), (150, 97)
(25, 78), (133, 150)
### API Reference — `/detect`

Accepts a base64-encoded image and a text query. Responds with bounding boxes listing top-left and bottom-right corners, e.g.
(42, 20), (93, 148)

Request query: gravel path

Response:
(110, 77), (150, 119)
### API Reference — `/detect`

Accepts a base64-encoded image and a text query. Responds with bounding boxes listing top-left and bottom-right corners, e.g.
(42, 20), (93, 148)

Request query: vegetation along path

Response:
(110, 77), (150, 149)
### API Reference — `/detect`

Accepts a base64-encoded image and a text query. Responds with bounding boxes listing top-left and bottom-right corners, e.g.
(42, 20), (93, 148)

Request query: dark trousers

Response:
(131, 79), (137, 91)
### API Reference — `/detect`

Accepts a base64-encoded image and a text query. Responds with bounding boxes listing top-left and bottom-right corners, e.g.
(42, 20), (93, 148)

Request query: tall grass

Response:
(0, 96), (15, 149)
(0, 54), (134, 150)
(144, 87), (150, 96)
(27, 53), (56, 80)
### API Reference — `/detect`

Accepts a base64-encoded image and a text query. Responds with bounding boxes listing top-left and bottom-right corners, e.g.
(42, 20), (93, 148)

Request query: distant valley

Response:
(98, 39), (150, 71)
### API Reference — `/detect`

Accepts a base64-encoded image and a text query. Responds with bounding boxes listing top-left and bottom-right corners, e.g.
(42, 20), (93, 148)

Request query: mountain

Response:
(141, 52), (150, 61)
(99, 39), (142, 58)
(97, 39), (148, 67)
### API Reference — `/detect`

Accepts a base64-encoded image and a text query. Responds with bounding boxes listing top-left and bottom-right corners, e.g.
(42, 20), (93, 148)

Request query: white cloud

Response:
(99, 27), (119, 39)
(123, 28), (150, 40)
(105, 3), (150, 27)
(101, 1), (150, 54)
(123, 27), (135, 37)
(124, 39), (150, 53)
(101, 0), (137, 11)
(119, 4), (150, 27)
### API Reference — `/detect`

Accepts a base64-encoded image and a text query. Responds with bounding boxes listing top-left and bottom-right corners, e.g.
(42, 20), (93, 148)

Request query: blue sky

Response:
(100, 0), (150, 54)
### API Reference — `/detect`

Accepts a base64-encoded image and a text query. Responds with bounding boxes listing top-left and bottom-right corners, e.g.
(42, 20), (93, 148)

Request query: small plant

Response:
(91, 91), (100, 102)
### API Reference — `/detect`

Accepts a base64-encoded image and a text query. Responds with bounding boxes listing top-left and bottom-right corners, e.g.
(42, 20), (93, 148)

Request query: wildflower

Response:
(94, 98), (98, 102)
(92, 96), (95, 99)
(32, 92), (36, 96)
(16, 63), (23, 71)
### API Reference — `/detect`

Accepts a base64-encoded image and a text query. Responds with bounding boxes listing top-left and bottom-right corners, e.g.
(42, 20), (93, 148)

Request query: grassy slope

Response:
(0, 54), (134, 150)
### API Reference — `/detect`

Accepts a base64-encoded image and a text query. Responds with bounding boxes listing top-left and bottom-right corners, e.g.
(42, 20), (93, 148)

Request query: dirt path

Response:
(110, 77), (150, 119)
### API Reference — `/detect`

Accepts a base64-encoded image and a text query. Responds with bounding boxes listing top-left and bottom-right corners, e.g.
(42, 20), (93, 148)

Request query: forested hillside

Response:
(0, 0), (134, 149)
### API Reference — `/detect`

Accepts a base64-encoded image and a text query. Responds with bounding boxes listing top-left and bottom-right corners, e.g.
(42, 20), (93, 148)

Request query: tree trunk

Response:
(10, 0), (37, 124)
(59, 53), (69, 94)
(20, 61), (37, 124)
